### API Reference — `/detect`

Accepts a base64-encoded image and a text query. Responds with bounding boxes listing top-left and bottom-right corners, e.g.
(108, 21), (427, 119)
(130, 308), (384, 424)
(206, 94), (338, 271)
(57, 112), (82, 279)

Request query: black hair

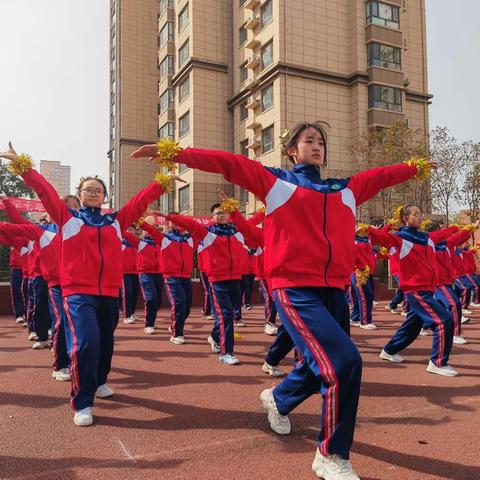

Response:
(76, 176), (108, 199)
(210, 203), (221, 213)
(400, 204), (421, 224)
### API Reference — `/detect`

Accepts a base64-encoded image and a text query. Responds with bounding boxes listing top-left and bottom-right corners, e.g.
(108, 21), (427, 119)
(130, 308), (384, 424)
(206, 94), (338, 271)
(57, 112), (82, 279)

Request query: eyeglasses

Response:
(81, 188), (104, 197)
(213, 211), (226, 216)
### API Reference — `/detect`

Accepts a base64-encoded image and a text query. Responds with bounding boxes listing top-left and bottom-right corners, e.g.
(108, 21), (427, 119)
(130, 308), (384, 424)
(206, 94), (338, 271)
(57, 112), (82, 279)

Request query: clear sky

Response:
(0, 0), (478, 195)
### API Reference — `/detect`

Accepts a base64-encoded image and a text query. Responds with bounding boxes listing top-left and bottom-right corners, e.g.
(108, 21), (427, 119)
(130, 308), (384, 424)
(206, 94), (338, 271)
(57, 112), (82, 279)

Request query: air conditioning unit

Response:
(246, 95), (260, 110)
(246, 136), (261, 150)
(244, 0), (261, 10)
(244, 75), (259, 90)
(245, 15), (260, 30)
(246, 55), (260, 70)
(245, 36), (261, 50)
(246, 118), (262, 130)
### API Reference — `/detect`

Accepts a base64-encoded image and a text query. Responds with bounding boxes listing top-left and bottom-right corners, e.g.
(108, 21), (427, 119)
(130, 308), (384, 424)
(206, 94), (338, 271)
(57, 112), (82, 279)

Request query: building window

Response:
(367, 43), (401, 70)
(262, 125), (274, 153)
(179, 162), (188, 174)
(179, 39), (190, 67)
(368, 85), (402, 112)
(158, 122), (174, 139)
(261, 41), (273, 69)
(240, 0), (246, 6)
(159, 0), (173, 17)
(159, 55), (174, 80)
(240, 139), (249, 157)
(179, 76), (190, 103)
(159, 89), (174, 115)
(178, 4), (189, 33)
(261, 0), (273, 27)
(239, 101), (248, 121)
(261, 84), (273, 110)
(239, 62), (248, 83)
(179, 185), (190, 212)
(240, 188), (249, 203)
(179, 111), (190, 137)
(159, 21), (174, 49)
(239, 23), (247, 46)
(366, 1), (400, 30)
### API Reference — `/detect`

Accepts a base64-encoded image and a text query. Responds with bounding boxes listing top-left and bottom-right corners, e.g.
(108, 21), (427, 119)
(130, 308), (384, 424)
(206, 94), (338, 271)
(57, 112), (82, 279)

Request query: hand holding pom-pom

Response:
(404, 157), (436, 181)
(144, 215), (156, 226)
(0, 142), (34, 175)
(355, 266), (370, 285)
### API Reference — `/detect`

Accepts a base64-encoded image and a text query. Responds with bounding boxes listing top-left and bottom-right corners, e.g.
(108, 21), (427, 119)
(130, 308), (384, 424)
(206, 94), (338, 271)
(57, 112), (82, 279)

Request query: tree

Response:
(429, 127), (463, 225)
(461, 141), (480, 223)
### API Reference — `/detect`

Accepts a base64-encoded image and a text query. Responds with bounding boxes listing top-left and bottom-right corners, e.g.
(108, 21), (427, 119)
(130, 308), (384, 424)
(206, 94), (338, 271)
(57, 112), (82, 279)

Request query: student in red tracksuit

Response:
(368, 206), (459, 377)
(1, 142), (176, 427)
(197, 246), (212, 318)
(139, 215), (196, 344)
(461, 244), (480, 306)
(121, 226), (140, 325)
(132, 122), (428, 478)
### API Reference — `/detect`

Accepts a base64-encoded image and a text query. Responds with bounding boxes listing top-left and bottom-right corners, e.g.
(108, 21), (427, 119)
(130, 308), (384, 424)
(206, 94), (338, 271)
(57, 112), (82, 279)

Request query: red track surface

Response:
(1, 303), (479, 480)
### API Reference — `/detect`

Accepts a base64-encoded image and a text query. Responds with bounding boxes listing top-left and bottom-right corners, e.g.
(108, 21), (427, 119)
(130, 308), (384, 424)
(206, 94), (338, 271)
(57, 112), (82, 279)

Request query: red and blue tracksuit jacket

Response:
(123, 231), (162, 274)
(173, 148), (420, 290)
(21, 168), (165, 297)
(353, 235), (376, 273)
(434, 229), (469, 287)
(122, 239), (138, 275)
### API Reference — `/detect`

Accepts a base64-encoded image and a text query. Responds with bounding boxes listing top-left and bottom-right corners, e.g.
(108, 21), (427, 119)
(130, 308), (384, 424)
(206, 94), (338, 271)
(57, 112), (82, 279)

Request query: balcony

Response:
(245, 36), (261, 50)
(246, 55), (260, 70)
(244, 0), (261, 10)
(246, 118), (262, 130)
(246, 95), (260, 109)
(245, 15), (260, 30)
(365, 24), (402, 47)
(367, 108), (405, 126)
(367, 67), (405, 88)
(246, 136), (261, 150)
(244, 75), (259, 90)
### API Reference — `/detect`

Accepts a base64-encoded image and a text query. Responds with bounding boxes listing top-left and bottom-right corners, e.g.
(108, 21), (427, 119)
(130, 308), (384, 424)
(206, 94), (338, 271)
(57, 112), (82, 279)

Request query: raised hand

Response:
(167, 172), (187, 183)
(130, 144), (158, 159)
(217, 188), (228, 202)
(0, 142), (19, 162)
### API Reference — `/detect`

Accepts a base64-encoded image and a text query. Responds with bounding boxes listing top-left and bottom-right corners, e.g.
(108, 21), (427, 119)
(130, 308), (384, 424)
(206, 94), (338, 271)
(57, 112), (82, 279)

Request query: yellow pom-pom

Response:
(419, 219), (432, 232)
(7, 154), (34, 176)
(379, 247), (388, 256)
(234, 332), (243, 340)
(404, 157), (432, 181)
(355, 266), (370, 285)
(257, 206), (265, 214)
(388, 205), (405, 227)
(356, 223), (369, 237)
(154, 172), (174, 193)
(463, 223), (475, 233)
(450, 223), (459, 229)
(154, 139), (181, 171)
(220, 197), (240, 214)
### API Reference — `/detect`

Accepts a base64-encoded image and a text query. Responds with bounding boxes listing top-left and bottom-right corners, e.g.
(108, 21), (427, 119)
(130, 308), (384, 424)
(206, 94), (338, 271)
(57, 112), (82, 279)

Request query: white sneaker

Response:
(28, 332), (38, 341)
(469, 302), (480, 308)
(379, 349), (404, 363)
(453, 335), (468, 345)
(123, 316), (135, 324)
(170, 336), (185, 345)
(260, 388), (291, 435)
(262, 362), (284, 377)
(218, 354), (240, 365)
(15, 316), (25, 324)
(48, 329), (52, 339)
(462, 309), (472, 315)
(426, 360), (458, 377)
(360, 323), (377, 330)
(385, 305), (398, 314)
(22, 322), (28, 328)
(32, 340), (50, 350)
(419, 328), (431, 336)
(461, 316), (470, 324)
(245, 305), (253, 310)
(54, 368), (71, 382)
(372, 300), (379, 306)
(312, 448), (360, 480)
(73, 407), (93, 427)
(400, 311), (407, 317)
(235, 319), (246, 327)
(264, 322), (278, 336)
(96, 384), (114, 398)
(207, 335), (220, 353)
(144, 326), (155, 335)
(205, 314), (214, 320)
(349, 320), (360, 327)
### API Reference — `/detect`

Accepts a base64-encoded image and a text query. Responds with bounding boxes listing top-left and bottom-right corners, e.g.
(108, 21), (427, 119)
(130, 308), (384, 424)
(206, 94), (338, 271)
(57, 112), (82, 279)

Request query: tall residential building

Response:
(109, 0), (430, 217)
(39, 160), (71, 197)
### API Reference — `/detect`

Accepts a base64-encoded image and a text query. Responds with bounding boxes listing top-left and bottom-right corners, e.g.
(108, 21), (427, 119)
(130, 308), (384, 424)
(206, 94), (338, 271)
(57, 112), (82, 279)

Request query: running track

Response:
(0, 302), (479, 480)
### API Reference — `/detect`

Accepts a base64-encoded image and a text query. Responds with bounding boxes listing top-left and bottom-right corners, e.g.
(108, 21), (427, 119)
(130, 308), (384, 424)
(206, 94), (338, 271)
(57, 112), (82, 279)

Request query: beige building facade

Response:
(39, 160), (71, 198)
(109, 0), (430, 216)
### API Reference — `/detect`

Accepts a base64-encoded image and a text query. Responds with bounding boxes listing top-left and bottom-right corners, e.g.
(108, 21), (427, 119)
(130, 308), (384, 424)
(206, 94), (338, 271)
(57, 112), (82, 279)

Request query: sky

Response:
(0, 0), (478, 195)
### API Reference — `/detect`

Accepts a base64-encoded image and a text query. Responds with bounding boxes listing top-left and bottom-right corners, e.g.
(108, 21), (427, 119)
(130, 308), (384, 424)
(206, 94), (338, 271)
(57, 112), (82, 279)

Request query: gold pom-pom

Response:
(419, 219), (432, 232)
(356, 223), (369, 237)
(388, 205), (405, 227)
(470, 246), (478, 253)
(154, 172), (174, 193)
(379, 247), (388, 256)
(154, 139), (182, 171)
(355, 266), (370, 285)
(463, 223), (475, 233)
(257, 205), (265, 214)
(404, 157), (432, 181)
(133, 216), (145, 229)
(220, 197), (240, 214)
(234, 332), (243, 340)
(279, 128), (291, 146)
(7, 154), (34, 176)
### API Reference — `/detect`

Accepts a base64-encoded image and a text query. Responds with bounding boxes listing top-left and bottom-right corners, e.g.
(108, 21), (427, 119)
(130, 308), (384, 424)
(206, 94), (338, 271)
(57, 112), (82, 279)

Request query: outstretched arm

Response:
(160, 213), (206, 243)
(139, 221), (165, 244)
(230, 210), (262, 248)
(0, 222), (41, 240)
(367, 226), (400, 250)
(122, 231), (141, 247)
(429, 225), (459, 243)
(0, 195), (30, 225)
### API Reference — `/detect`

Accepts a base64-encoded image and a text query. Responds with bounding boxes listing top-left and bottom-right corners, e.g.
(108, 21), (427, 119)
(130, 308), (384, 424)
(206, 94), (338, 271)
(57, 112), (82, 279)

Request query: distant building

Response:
(40, 160), (71, 198)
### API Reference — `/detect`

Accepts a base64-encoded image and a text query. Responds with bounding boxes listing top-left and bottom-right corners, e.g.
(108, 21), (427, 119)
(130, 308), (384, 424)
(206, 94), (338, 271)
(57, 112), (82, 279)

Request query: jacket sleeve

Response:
(367, 226), (400, 250)
(348, 164), (418, 206)
(165, 214), (206, 242)
(429, 226), (459, 243)
(122, 231), (140, 247)
(446, 228), (470, 249)
(247, 209), (265, 226)
(139, 222), (165, 244)
(230, 210), (262, 248)
(176, 149), (276, 202)
(116, 181), (166, 231)
(1, 198), (31, 224)
(22, 169), (71, 227)
(0, 222), (41, 240)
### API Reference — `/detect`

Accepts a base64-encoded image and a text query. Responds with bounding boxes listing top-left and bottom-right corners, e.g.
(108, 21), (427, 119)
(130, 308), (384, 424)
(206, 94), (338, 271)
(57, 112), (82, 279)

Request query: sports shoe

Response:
(32, 340), (50, 350)
(22, 322), (28, 328)
(123, 316), (135, 324)
(385, 305), (398, 314)
(461, 316), (470, 324)
(419, 328), (431, 336)
(260, 388), (291, 435)
(28, 332), (38, 341)
(207, 335), (220, 353)
(453, 335), (467, 345)
(462, 309), (472, 315)
(469, 302), (480, 308)
(74, 407), (93, 427)
(54, 368), (71, 382)
(15, 316), (25, 324)
(168, 325), (172, 333)
(426, 360), (458, 377)
(144, 326), (155, 335)
(205, 314), (214, 320)
(379, 349), (404, 363)
(245, 305), (253, 310)
(372, 300), (379, 306)
(264, 322), (278, 336)
(400, 311), (407, 317)
(170, 336), (185, 345)
(218, 354), (240, 365)
(360, 323), (377, 330)
(349, 320), (360, 327)
(48, 329), (52, 339)
(262, 361), (284, 377)
(312, 448), (360, 480)
(234, 319), (246, 327)
(96, 384), (114, 398)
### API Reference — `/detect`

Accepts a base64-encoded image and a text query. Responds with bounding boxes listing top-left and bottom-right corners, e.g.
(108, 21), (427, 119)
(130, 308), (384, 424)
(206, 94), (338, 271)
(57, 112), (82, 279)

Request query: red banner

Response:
(0, 197), (46, 212)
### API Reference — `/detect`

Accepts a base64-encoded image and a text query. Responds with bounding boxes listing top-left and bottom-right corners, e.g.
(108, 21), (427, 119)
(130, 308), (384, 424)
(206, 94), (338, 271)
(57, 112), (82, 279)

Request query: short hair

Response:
(76, 176), (108, 199)
(210, 203), (221, 213)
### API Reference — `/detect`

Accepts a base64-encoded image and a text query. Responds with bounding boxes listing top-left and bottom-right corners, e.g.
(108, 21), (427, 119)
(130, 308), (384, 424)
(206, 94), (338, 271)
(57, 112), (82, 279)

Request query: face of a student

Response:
(403, 206), (423, 228)
(79, 179), (105, 208)
(66, 198), (81, 211)
(212, 209), (230, 225)
(287, 127), (325, 166)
